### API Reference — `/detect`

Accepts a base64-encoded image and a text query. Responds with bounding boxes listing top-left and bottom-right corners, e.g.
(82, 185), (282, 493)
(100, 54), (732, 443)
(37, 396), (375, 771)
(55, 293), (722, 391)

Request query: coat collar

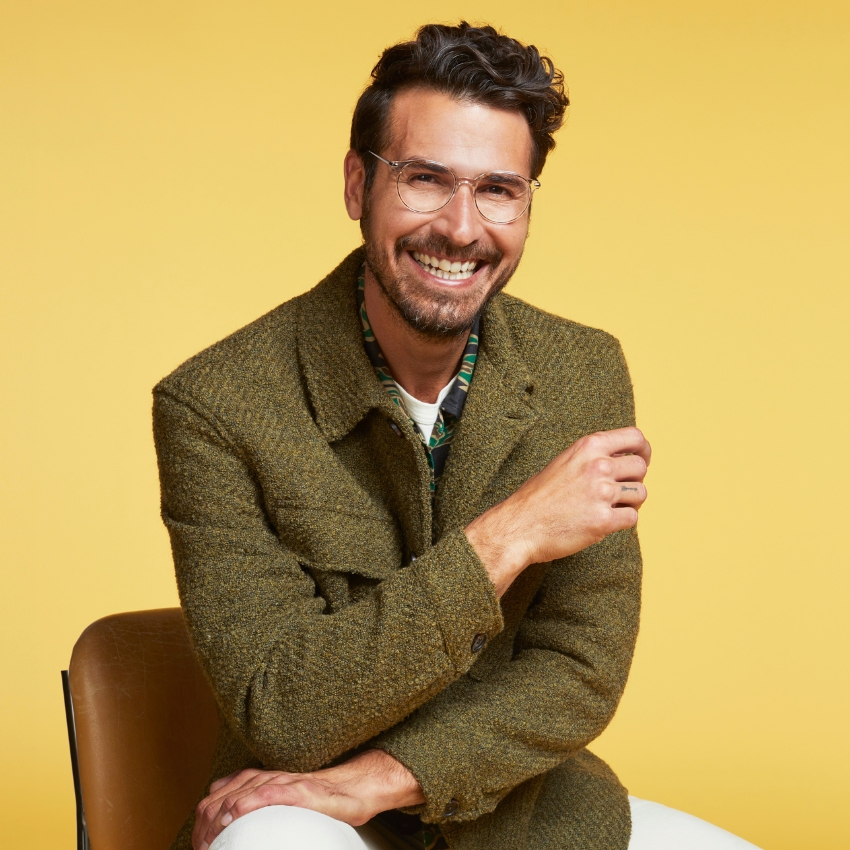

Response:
(296, 248), (538, 463)
(434, 288), (538, 531)
(296, 247), (393, 443)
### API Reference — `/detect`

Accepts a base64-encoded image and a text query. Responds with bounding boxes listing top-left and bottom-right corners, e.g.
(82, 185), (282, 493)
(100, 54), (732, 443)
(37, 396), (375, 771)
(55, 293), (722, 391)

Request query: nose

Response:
(429, 181), (486, 247)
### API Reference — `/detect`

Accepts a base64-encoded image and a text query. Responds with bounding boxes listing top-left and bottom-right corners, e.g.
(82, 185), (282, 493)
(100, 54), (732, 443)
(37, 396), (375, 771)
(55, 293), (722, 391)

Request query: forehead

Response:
(385, 88), (534, 177)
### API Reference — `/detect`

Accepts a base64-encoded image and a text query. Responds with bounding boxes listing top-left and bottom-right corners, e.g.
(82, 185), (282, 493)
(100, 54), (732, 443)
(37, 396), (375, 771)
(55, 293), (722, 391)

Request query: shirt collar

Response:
(296, 248), (534, 445)
(355, 268), (479, 423)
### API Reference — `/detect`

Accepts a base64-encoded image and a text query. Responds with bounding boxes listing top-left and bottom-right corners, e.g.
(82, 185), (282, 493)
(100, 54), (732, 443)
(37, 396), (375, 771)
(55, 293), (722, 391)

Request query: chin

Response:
(379, 265), (496, 338)
(361, 228), (522, 338)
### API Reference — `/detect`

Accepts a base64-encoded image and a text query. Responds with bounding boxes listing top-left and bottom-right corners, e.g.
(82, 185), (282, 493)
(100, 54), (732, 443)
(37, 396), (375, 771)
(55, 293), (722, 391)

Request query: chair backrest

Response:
(67, 608), (220, 850)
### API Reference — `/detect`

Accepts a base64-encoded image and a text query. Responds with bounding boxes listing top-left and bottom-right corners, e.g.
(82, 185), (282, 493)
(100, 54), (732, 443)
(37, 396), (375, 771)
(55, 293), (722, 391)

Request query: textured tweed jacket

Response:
(153, 248), (642, 850)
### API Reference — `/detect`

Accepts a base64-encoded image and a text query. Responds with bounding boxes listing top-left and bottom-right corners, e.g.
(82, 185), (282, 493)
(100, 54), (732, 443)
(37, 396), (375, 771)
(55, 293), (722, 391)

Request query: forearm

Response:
(175, 527), (503, 772)
(370, 528), (641, 825)
(155, 389), (504, 772)
(373, 646), (623, 821)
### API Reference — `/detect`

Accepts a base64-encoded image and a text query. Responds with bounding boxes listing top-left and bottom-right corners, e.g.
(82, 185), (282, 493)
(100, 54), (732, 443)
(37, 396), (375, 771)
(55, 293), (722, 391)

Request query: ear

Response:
(343, 150), (366, 221)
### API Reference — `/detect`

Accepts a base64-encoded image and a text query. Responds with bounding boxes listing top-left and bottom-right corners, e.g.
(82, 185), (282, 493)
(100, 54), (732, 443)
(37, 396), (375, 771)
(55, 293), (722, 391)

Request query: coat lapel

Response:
(435, 296), (538, 536)
(295, 248), (433, 554)
(296, 248), (393, 442)
(296, 251), (539, 548)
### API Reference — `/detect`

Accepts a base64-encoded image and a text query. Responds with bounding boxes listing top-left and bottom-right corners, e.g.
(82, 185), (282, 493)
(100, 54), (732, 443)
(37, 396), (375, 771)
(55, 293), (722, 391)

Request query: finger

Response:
(199, 788), (255, 849)
(610, 453), (648, 482)
(598, 427), (651, 465)
(203, 783), (300, 849)
(611, 481), (647, 508)
(193, 780), (240, 847)
(193, 795), (224, 850)
(610, 505), (640, 531)
(210, 770), (244, 793)
(194, 771), (266, 848)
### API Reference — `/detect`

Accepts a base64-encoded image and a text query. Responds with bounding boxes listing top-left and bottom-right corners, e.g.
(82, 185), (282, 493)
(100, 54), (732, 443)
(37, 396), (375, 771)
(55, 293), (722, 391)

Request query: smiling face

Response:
(344, 88), (535, 338)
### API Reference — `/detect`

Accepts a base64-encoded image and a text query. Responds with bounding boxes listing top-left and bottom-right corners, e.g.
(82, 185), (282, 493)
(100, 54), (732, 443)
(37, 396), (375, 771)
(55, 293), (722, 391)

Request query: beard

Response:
(361, 211), (523, 339)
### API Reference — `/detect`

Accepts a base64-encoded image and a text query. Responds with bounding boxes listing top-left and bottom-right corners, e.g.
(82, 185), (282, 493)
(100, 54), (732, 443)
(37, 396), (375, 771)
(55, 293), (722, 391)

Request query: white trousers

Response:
(208, 797), (761, 850)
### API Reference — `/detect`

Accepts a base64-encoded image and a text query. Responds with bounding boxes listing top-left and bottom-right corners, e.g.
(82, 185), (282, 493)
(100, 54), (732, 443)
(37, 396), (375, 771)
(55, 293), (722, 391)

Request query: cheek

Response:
(493, 228), (527, 261)
(369, 204), (423, 247)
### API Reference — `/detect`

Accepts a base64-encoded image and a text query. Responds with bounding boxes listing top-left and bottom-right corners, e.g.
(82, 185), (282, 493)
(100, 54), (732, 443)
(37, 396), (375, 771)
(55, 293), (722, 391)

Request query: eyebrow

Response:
(481, 172), (525, 183)
(397, 155), (526, 177)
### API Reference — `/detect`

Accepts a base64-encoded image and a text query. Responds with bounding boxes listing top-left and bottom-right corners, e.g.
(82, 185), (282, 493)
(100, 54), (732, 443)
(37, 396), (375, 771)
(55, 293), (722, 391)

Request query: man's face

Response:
(347, 88), (534, 338)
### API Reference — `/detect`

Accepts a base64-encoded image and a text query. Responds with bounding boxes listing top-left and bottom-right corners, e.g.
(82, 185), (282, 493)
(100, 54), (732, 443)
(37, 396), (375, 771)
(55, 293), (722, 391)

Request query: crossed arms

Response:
(153, 362), (649, 850)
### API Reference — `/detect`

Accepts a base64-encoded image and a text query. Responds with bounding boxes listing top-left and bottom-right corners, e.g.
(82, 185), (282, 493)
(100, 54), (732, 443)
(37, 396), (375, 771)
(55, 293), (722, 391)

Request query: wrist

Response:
(320, 750), (424, 818)
(465, 505), (530, 595)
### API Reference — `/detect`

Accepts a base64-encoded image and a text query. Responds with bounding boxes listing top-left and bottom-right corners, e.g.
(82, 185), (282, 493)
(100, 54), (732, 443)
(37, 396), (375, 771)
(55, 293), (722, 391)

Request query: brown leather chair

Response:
(62, 608), (220, 850)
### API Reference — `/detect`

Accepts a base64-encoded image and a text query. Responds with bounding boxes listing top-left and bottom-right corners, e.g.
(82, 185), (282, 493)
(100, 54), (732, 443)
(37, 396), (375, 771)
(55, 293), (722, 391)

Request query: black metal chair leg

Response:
(62, 670), (90, 850)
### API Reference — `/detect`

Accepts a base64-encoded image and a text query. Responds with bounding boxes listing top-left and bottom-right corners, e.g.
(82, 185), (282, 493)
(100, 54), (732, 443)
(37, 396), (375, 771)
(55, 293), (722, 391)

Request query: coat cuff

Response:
(412, 527), (503, 676)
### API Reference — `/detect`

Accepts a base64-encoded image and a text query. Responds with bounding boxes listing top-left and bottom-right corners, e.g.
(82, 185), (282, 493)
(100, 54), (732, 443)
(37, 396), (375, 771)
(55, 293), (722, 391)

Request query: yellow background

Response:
(2, 2), (848, 848)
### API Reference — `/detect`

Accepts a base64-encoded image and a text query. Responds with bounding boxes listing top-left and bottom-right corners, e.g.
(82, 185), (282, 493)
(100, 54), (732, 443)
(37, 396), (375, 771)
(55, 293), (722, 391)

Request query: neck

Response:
(363, 269), (469, 403)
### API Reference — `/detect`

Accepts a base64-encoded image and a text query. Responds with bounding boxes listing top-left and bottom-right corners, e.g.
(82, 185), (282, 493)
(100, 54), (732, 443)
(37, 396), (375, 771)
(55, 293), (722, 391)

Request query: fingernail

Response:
(199, 844), (208, 850)
(221, 812), (233, 826)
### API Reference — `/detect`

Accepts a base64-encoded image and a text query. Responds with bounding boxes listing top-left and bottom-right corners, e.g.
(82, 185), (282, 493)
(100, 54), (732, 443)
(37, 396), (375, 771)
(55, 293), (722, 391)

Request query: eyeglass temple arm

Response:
(368, 151), (402, 168)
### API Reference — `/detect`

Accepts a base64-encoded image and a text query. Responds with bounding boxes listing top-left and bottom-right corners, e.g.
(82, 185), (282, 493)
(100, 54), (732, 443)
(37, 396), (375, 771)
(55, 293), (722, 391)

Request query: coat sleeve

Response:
(152, 384), (504, 773)
(368, 338), (642, 825)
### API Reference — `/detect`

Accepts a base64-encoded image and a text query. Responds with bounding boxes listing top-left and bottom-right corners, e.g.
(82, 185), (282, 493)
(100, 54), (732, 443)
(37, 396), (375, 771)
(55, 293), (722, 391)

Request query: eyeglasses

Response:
(368, 151), (540, 224)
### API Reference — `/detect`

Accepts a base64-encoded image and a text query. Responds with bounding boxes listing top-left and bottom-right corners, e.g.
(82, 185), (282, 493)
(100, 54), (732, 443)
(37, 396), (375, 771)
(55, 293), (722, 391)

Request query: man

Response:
(153, 22), (758, 850)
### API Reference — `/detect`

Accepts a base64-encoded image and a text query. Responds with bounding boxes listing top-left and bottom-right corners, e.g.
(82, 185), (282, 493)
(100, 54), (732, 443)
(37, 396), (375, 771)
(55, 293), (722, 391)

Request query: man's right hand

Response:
(465, 427), (651, 596)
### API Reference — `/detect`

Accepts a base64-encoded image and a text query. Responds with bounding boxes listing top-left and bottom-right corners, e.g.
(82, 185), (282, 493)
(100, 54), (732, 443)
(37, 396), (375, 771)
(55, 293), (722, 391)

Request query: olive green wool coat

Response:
(152, 248), (642, 850)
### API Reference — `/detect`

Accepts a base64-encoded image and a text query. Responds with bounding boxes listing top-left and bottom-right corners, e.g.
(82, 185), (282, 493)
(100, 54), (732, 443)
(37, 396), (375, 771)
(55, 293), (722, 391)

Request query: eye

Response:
(400, 162), (454, 190)
(408, 171), (440, 186)
(481, 184), (512, 198)
(478, 175), (526, 201)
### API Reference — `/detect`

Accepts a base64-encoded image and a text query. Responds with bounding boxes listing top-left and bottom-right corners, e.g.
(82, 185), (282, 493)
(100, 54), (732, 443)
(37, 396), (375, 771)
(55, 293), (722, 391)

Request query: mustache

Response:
(395, 234), (502, 265)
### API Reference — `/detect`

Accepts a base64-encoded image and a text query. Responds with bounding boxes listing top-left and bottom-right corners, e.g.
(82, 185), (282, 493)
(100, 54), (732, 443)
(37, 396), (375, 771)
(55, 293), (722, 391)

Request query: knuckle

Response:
(598, 481), (616, 502)
(231, 797), (250, 814)
(579, 432), (602, 452)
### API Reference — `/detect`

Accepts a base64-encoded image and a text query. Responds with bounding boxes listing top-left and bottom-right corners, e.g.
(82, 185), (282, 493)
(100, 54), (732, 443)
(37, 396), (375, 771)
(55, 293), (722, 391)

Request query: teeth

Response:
(412, 251), (478, 281)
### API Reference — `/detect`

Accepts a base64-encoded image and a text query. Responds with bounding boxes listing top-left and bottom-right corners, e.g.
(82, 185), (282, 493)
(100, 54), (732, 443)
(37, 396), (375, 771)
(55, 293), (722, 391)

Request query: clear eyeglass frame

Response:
(368, 151), (541, 224)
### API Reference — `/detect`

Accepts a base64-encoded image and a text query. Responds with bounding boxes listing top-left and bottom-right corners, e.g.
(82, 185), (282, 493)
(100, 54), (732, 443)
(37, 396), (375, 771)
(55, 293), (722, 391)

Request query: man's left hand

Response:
(192, 749), (425, 850)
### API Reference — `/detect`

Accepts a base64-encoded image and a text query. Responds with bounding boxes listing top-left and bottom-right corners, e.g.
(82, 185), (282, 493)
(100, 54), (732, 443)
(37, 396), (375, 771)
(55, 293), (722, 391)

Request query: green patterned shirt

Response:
(356, 270), (479, 494)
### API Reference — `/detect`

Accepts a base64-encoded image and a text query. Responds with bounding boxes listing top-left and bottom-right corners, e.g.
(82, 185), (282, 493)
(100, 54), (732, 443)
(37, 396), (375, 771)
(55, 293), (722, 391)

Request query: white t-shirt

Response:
(395, 375), (457, 440)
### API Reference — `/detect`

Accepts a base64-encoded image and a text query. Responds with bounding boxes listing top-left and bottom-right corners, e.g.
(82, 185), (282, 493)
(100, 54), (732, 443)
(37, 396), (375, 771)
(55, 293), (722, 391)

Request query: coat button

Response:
(390, 422), (403, 436)
(442, 799), (459, 817)
(471, 633), (487, 653)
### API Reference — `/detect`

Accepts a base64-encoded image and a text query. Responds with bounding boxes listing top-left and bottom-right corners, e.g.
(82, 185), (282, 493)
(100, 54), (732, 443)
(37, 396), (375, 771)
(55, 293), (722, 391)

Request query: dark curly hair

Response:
(350, 22), (569, 189)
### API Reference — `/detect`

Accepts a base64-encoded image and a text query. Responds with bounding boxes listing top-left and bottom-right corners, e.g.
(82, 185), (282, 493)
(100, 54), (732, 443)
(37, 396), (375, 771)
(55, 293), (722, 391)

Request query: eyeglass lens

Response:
(397, 161), (531, 223)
